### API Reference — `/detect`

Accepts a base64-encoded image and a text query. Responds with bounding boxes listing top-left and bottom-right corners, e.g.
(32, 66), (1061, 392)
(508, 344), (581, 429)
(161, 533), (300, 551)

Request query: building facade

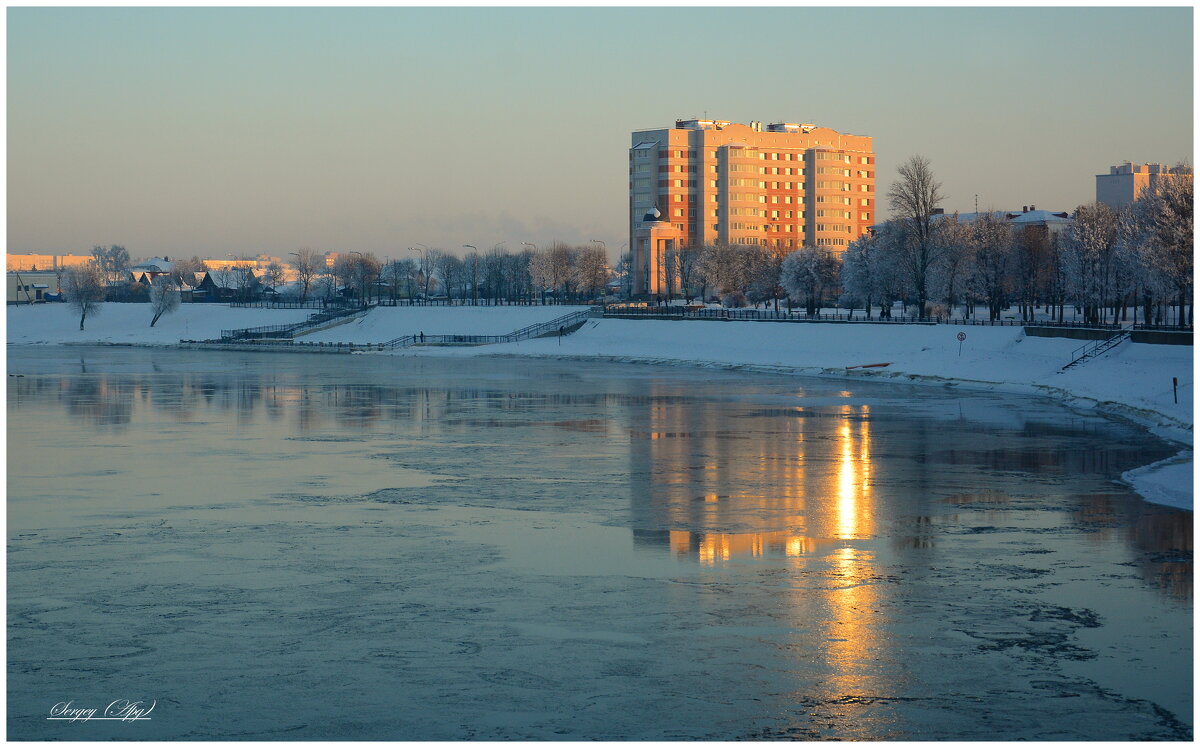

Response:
(1096, 162), (1192, 209)
(6, 253), (93, 272)
(630, 118), (875, 296)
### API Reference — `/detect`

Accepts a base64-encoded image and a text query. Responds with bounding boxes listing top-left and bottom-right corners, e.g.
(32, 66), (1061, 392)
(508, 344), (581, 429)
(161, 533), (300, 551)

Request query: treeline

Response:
(648, 156), (1193, 326)
(298, 243), (612, 304)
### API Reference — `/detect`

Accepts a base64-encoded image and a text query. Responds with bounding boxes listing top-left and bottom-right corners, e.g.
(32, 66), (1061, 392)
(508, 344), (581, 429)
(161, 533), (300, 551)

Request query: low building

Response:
(197, 269), (259, 301)
(8, 271), (61, 304)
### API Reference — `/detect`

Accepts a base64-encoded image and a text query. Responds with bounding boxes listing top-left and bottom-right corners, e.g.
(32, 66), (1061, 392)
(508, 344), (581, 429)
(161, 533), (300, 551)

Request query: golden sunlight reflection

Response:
(820, 545), (882, 697)
(836, 405), (873, 540)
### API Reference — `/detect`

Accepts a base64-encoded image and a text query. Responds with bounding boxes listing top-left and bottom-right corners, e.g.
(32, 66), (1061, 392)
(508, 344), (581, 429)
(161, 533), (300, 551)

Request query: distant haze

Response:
(8, 7), (1193, 261)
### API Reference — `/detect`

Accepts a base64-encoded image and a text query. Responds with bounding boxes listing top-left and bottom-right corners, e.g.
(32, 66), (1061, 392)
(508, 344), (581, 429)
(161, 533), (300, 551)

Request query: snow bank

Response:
(1122, 453), (1194, 511)
(301, 305), (589, 344)
(6, 303), (312, 345)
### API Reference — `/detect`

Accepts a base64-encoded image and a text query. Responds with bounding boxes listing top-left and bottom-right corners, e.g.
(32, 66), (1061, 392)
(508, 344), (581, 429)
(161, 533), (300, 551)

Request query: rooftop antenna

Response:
(975, 194), (979, 214)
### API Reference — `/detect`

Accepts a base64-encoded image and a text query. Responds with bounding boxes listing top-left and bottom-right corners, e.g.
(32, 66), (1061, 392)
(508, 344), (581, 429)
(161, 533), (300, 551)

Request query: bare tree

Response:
(333, 253), (383, 304)
(381, 258), (416, 301)
(887, 155), (946, 315)
(149, 276), (181, 327)
(673, 246), (703, 303)
(292, 249), (321, 301)
(613, 252), (633, 299)
(263, 261), (286, 292)
(529, 244), (574, 303)
(62, 264), (107, 330)
(172, 256), (208, 288)
(432, 252), (462, 301)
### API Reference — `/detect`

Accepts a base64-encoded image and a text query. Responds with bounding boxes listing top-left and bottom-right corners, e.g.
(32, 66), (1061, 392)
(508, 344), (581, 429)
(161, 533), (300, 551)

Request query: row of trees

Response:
(638, 156), (1193, 326)
(846, 155), (1193, 325)
(290, 244), (613, 304)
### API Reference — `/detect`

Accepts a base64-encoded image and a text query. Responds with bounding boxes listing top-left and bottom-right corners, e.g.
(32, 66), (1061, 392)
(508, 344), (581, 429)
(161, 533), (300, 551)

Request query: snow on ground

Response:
(6, 303), (313, 345)
(300, 305), (589, 343)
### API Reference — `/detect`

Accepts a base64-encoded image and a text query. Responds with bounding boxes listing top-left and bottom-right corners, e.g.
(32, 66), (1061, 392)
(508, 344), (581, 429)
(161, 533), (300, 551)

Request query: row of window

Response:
(815, 224), (853, 233)
(633, 149), (873, 167)
(817, 238), (849, 246)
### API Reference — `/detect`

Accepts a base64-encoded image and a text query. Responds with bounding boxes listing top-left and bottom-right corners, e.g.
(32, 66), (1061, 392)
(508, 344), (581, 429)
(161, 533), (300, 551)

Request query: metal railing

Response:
(228, 299), (330, 309)
(1063, 330), (1132, 370)
(381, 308), (595, 349)
(220, 303), (367, 341)
(600, 306), (1129, 330)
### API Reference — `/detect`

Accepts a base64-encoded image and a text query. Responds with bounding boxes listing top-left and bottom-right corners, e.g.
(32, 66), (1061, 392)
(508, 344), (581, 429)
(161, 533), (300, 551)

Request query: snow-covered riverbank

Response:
(8, 303), (1193, 508)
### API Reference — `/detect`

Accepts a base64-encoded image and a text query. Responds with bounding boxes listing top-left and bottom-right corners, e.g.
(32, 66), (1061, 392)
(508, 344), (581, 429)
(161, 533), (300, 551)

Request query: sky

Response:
(7, 6), (1194, 261)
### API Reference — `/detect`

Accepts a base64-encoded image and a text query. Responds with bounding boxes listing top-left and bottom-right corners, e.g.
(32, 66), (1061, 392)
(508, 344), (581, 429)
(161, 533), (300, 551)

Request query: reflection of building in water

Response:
(627, 385), (877, 543)
(1075, 492), (1194, 600)
(633, 528), (836, 565)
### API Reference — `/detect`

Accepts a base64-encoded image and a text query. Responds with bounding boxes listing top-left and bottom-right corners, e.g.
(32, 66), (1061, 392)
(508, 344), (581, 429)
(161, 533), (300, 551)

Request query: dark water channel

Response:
(7, 346), (1192, 740)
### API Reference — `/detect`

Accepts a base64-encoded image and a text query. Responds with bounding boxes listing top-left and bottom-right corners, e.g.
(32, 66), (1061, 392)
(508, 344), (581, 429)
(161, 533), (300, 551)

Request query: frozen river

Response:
(7, 346), (1192, 740)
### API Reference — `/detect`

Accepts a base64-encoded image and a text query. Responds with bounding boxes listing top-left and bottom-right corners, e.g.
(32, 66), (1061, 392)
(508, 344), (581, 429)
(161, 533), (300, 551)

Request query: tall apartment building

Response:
(1096, 162), (1192, 209)
(629, 118), (875, 296)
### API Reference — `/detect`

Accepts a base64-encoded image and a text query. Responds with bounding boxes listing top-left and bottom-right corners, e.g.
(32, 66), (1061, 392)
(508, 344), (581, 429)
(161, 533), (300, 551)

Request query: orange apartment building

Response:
(630, 118), (875, 296)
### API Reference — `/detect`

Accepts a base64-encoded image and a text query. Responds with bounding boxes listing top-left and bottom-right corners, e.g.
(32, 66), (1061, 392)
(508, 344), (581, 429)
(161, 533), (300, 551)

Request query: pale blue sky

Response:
(8, 7), (1193, 260)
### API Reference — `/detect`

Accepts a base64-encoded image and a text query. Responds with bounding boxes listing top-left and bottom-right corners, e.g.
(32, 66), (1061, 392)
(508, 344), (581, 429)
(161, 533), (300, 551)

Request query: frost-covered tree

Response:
(1064, 202), (1121, 324)
(90, 245), (131, 283)
(930, 214), (974, 318)
(967, 212), (1016, 320)
(62, 264), (107, 330)
(781, 245), (840, 315)
(841, 227), (903, 319)
(149, 276), (180, 327)
(697, 243), (753, 298)
(744, 246), (781, 309)
(574, 245), (609, 301)
(1131, 167), (1193, 326)
(887, 155), (946, 314)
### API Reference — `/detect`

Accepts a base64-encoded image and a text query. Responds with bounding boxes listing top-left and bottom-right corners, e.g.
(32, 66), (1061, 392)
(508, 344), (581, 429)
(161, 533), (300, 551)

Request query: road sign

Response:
(956, 332), (967, 342)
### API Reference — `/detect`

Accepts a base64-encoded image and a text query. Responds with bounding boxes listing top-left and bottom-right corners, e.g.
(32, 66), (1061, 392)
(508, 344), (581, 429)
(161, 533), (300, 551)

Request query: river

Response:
(7, 346), (1192, 740)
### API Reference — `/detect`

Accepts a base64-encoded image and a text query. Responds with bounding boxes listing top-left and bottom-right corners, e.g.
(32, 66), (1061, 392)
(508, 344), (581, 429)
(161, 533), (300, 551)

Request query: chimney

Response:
(1022, 205), (1028, 213)
(1029, 204), (1035, 212)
